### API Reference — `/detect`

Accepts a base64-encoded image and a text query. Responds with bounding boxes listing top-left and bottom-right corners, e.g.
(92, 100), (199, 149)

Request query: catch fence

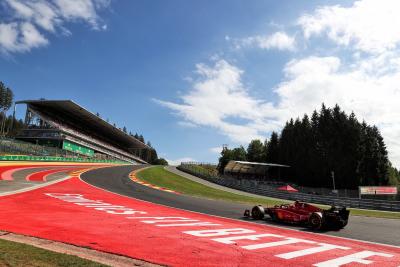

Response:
(178, 163), (400, 212)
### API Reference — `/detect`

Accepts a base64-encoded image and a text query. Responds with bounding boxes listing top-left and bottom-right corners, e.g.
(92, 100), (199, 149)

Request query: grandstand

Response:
(13, 100), (149, 164)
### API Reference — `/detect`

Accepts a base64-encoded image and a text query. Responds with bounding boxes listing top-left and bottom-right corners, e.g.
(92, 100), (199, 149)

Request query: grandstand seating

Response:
(26, 107), (144, 161)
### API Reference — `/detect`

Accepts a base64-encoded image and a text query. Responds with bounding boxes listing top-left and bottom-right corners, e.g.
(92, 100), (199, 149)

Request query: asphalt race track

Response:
(81, 164), (400, 247)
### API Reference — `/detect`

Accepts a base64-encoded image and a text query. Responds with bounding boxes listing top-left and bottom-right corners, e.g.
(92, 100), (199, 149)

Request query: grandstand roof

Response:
(224, 160), (289, 175)
(16, 100), (149, 150)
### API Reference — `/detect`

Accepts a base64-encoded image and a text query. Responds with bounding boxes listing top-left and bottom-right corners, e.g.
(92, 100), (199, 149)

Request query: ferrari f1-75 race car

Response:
(244, 201), (350, 230)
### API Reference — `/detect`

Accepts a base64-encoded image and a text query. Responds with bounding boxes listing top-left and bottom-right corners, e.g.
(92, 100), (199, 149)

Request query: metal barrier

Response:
(0, 154), (127, 164)
(0, 138), (128, 164)
(178, 165), (400, 212)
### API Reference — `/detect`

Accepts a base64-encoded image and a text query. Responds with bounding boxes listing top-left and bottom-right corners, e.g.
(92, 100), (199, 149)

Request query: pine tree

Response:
(246, 139), (265, 162)
(138, 134), (145, 142)
(266, 132), (279, 163)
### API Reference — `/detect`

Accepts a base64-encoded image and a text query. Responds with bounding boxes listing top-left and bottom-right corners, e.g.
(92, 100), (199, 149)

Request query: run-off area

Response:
(40, 185), (400, 267)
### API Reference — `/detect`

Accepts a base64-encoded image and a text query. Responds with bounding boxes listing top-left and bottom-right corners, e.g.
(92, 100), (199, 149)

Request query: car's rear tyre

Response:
(251, 205), (265, 220)
(309, 212), (323, 230)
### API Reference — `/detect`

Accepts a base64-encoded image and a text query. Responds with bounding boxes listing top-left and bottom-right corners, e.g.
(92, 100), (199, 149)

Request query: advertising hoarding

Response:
(62, 140), (94, 157)
(359, 186), (397, 195)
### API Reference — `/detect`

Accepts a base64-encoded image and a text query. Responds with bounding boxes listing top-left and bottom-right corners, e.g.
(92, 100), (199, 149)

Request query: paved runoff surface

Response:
(0, 163), (399, 267)
(0, 161), (108, 196)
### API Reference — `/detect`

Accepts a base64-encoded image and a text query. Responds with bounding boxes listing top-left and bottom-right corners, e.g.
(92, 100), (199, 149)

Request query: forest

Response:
(218, 104), (400, 189)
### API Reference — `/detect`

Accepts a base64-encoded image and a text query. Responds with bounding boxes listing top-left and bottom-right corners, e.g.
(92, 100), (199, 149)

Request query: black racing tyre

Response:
(308, 213), (323, 230)
(251, 205), (265, 220)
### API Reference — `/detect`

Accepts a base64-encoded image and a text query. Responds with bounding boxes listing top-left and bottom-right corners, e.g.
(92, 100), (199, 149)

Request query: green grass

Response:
(0, 238), (108, 267)
(347, 208), (400, 218)
(136, 166), (290, 206)
(137, 166), (400, 219)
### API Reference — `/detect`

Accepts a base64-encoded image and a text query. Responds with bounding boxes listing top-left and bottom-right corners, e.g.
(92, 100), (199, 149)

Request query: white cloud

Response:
(54, 0), (99, 28)
(210, 146), (223, 154)
(177, 121), (198, 128)
(238, 31), (296, 51)
(166, 157), (196, 166)
(298, 0), (400, 54)
(0, 22), (48, 52)
(0, 0), (110, 54)
(156, 59), (279, 144)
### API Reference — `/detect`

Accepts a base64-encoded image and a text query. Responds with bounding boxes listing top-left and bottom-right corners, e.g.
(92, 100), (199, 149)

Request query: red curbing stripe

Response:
(26, 167), (85, 182)
(1, 166), (42, 181)
(129, 170), (180, 194)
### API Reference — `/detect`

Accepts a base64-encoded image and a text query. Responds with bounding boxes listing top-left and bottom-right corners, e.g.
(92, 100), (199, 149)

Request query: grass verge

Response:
(0, 238), (108, 267)
(136, 166), (400, 220)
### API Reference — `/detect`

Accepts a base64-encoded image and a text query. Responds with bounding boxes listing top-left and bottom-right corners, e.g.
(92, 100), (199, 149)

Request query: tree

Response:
(148, 148), (158, 164)
(122, 126), (127, 133)
(217, 147), (232, 173)
(5, 116), (24, 137)
(155, 158), (168, 165)
(0, 82), (13, 135)
(265, 132), (279, 163)
(138, 134), (145, 142)
(232, 146), (247, 161)
(388, 163), (400, 186)
(246, 139), (265, 162)
(217, 146), (247, 174)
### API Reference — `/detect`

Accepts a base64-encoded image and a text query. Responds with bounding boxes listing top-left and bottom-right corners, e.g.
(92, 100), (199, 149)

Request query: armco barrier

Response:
(0, 155), (127, 164)
(177, 165), (400, 212)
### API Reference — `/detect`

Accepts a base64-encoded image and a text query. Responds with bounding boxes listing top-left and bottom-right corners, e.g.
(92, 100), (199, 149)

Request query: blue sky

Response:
(1, 0), (400, 167)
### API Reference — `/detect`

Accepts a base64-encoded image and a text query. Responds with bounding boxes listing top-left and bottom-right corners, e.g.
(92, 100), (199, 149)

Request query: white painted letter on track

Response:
(213, 234), (283, 245)
(156, 222), (220, 227)
(313, 250), (393, 267)
(243, 237), (314, 250)
(276, 243), (350, 259)
(184, 228), (255, 237)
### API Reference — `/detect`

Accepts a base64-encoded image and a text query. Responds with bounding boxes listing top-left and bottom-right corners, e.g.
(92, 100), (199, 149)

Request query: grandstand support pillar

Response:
(10, 103), (16, 134)
(24, 106), (30, 125)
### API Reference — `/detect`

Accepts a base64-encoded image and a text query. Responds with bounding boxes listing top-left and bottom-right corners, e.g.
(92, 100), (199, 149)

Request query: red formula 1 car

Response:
(244, 201), (349, 230)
